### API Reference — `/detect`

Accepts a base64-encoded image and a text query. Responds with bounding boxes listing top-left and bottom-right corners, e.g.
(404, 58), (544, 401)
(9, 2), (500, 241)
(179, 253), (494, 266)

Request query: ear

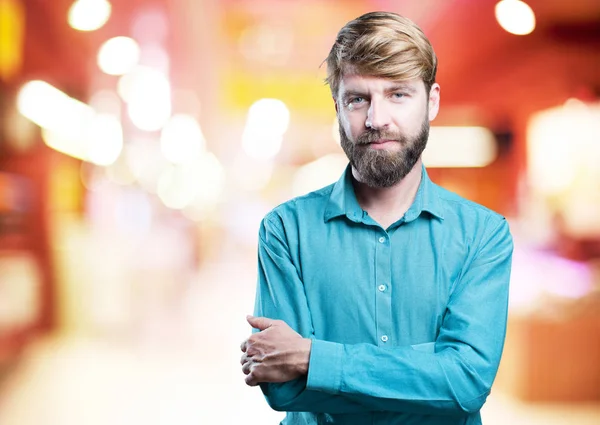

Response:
(428, 83), (440, 121)
(333, 96), (339, 114)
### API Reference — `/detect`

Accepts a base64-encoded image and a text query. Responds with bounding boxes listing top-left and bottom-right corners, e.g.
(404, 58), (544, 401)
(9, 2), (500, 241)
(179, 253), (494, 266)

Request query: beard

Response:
(339, 113), (430, 188)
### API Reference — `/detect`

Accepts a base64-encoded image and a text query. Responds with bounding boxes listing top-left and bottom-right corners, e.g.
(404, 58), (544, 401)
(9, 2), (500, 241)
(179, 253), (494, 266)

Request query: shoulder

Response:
(261, 183), (335, 232)
(434, 183), (506, 228)
(430, 182), (511, 251)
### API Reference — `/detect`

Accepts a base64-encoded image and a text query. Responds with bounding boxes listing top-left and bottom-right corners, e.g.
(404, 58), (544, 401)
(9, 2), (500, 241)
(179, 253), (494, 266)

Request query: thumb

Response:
(247, 315), (274, 331)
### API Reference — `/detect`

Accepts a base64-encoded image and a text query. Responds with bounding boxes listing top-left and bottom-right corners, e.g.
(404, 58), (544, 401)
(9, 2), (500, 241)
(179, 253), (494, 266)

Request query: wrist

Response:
(296, 338), (312, 375)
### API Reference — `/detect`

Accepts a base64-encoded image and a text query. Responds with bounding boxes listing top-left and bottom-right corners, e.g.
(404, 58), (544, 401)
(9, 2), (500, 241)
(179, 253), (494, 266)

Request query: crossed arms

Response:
(240, 215), (513, 416)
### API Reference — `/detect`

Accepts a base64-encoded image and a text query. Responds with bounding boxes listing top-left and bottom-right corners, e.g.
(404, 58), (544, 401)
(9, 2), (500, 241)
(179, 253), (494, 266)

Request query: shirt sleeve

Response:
(306, 216), (514, 415)
(254, 214), (372, 413)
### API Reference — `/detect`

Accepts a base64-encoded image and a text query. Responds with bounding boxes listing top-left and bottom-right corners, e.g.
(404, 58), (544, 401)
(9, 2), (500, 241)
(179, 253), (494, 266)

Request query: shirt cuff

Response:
(306, 339), (344, 394)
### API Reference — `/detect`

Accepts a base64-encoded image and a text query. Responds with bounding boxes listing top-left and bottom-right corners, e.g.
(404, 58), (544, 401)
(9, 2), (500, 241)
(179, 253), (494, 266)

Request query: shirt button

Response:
(378, 237), (386, 243)
(381, 335), (389, 342)
(378, 284), (386, 292)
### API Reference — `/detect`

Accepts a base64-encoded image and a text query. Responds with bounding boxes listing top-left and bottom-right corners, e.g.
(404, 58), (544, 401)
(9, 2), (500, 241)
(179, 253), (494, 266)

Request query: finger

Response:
(241, 361), (251, 375)
(245, 372), (258, 387)
(240, 352), (253, 365)
(247, 315), (274, 331)
(240, 339), (247, 352)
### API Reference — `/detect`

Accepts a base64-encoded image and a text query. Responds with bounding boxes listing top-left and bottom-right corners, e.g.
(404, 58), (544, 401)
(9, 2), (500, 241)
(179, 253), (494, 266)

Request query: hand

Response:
(240, 315), (312, 387)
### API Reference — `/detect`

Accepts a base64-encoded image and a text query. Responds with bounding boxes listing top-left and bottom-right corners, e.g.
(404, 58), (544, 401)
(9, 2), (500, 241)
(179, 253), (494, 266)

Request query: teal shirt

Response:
(253, 165), (513, 425)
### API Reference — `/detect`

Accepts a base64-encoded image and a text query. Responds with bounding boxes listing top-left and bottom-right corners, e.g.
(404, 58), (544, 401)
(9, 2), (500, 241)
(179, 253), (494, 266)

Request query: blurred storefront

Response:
(0, 0), (599, 423)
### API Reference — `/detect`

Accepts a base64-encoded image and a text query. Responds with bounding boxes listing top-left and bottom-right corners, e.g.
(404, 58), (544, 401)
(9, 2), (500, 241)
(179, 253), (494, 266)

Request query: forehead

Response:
(338, 74), (424, 95)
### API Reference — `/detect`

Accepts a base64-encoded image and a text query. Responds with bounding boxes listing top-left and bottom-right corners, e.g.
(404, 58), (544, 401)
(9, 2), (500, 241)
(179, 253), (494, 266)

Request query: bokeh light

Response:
(68, 0), (111, 32)
(242, 98), (290, 160)
(85, 114), (123, 166)
(97, 37), (141, 76)
(17, 80), (93, 132)
(495, 0), (536, 35)
(119, 66), (171, 131)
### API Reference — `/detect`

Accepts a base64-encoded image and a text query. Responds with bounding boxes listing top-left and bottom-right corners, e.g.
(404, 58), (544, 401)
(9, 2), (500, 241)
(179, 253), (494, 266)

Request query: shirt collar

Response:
(324, 163), (445, 223)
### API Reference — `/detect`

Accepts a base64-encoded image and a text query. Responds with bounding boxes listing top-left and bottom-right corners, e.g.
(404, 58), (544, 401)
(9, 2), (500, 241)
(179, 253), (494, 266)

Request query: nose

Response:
(366, 98), (391, 129)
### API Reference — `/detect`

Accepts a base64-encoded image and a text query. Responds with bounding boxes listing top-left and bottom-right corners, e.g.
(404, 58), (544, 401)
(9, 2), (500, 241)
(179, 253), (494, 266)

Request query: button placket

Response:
(375, 231), (392, 347)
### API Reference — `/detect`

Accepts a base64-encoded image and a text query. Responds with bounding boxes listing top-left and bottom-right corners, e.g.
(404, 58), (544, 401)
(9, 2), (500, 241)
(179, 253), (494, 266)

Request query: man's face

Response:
(335, 75), (440, 187)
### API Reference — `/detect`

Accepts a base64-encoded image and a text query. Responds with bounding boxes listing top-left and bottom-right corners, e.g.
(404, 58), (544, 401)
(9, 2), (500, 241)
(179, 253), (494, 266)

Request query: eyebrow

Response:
(385, 84), (418, 94)
(342, 84), (418, 100)
(342, 90), (368, 100)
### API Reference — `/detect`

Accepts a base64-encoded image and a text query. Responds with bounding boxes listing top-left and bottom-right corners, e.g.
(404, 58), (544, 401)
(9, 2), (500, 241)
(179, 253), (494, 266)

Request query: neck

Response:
(352, 159), (423, 228)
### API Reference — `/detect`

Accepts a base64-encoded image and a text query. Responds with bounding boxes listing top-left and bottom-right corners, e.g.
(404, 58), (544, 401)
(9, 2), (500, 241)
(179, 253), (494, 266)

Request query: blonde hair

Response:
(325, 11), (437, 97)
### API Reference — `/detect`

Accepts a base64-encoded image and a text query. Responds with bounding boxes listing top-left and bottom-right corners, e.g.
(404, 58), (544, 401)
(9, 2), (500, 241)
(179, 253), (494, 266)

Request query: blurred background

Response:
(0, 0), (599, 423)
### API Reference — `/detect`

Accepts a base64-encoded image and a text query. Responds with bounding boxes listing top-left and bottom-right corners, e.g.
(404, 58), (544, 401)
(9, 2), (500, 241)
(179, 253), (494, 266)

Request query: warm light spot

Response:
(187, 153), (225, 206)
(183, 153), (226, 219)
(423, 127), (497, 168)
(292, 154), (348, 197)
(17, 80), (123, 165)
(97, 36), (140, 76)
(0, 0), (25, 81)
(41, 114), (123, 166)
(527, 102), (600, 238)
(68, 0), (111, 32)
(160, 114), (205, 163)
(17, 80), (94, 131)
(119, 66), (171, 131)
(85, 114), (123, 166)
(42, 128), (89, 162)
(495, 0), (536, 35)
(242, 98), (290, 160)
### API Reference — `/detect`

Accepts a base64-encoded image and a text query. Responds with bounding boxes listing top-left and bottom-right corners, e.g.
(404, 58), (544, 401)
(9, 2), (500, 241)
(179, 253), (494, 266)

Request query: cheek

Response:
(341, 113), (366, 140)
(392, 106), (428, 134)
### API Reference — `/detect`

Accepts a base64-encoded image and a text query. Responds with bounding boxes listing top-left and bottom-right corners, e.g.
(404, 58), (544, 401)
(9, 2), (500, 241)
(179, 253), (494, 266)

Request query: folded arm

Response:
(250, 214), (513, 415)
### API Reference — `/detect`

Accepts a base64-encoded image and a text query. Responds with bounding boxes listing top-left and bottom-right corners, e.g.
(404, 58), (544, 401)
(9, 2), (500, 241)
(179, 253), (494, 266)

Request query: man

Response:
(240, 11), (513, 425)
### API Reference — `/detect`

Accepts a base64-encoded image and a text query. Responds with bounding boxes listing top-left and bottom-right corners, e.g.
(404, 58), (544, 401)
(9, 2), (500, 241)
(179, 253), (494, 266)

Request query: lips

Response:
(370, 139), (396, 145)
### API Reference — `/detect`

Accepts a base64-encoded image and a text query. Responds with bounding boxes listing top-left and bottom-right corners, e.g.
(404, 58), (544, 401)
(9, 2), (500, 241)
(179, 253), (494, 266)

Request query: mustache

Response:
(356, 129), (403, 145)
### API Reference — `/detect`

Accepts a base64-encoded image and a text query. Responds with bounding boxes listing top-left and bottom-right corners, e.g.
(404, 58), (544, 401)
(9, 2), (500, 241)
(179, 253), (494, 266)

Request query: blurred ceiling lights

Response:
(495, 0), (536, 35)
(68, 0), (112, 32)
(17, 80), (122, 165)
(97, 36), (141, 76)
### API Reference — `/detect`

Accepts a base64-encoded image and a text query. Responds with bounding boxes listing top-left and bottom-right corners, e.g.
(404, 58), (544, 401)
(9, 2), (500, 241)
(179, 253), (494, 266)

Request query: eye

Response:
(392, 92), (406, 100)
(349, 96), (365, 105)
